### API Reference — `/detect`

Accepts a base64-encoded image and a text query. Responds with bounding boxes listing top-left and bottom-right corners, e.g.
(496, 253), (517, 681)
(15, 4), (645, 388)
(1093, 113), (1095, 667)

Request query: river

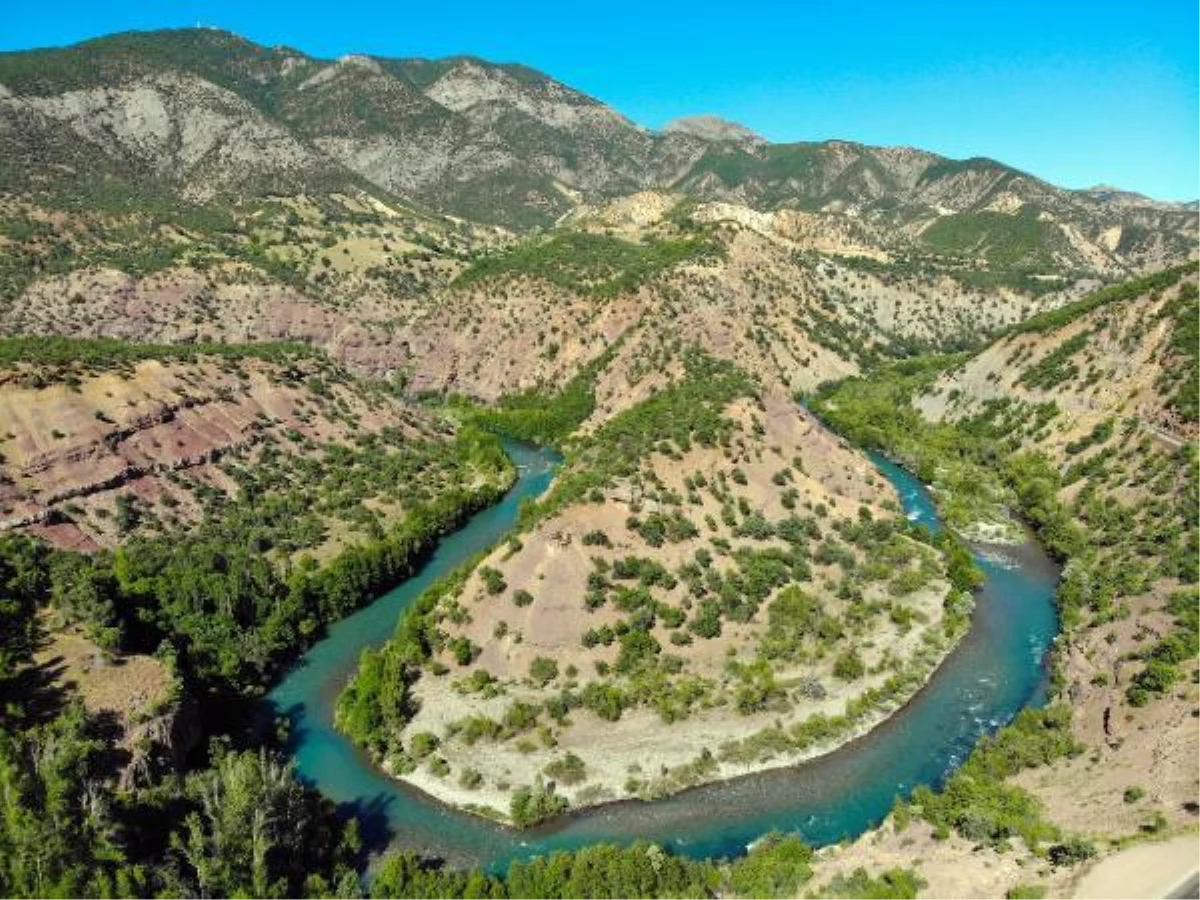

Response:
(267, 439), (1059, 869)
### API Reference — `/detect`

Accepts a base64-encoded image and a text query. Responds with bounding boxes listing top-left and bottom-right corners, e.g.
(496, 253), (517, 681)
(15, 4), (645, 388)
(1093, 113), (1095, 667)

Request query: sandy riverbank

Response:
(398, 612), (962, 822)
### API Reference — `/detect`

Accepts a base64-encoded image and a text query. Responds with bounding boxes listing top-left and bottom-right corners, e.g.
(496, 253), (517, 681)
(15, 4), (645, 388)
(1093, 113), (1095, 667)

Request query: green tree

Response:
(0, 704), (143, 898)
(167, 748), (359, 898)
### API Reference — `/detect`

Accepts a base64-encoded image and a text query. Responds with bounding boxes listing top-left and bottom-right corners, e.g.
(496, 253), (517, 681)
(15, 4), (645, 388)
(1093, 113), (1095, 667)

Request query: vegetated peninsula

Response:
(0, 26), (1195, 900)
(337, 358), (978, 820)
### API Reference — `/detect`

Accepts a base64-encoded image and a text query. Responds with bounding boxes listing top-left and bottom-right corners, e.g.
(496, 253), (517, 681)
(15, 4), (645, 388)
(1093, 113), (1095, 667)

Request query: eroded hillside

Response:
(810, 266), (1198, 897)
(0, 340), (469, 552)
(913, 269), (1199, 840)
(0, 337), (516, 696)
(4, 190), (1111, 409)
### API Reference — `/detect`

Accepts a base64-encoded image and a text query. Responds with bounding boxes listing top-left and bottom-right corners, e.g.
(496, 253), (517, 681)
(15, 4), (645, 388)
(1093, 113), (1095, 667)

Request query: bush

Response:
(832, 648), (865, 681)
(543, 752), (587, 786)
(409, 732), (439, 759)
(529, 656), (559, 687)
(726, 834), (813, 898)
(824, 866), (926, 899)
(449, 637), (478, 666)
(1048, 837), (1096, 867)
(509, 780), (569, 827)
(479, 566), (507, 595)
(582, 530), (611, 547)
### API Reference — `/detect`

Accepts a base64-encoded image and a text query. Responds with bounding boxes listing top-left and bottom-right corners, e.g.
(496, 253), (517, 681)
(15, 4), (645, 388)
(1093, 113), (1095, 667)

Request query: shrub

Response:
(824, 866), (926, 899)
(509, 780), (569, 827)
(832, 648), (865, 681)
(581, 530), (611, 547)
(479, 566), (507, 595)
(1048, 837), (1096, 867)
(409, 732), (439, 759)
(529, 656), (559, 687)
(543, 752), (587, 786)
(449, 637), (479, 666)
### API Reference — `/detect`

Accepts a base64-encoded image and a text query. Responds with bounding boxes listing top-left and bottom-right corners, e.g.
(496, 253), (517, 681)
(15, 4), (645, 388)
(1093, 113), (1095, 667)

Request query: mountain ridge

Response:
(2, 27), (1195, 237)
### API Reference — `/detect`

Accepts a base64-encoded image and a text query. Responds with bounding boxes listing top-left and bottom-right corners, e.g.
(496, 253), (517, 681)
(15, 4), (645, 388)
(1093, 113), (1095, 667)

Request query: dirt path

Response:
(1072, 834), (1199, 899)
(1141, 418), (1188, 449)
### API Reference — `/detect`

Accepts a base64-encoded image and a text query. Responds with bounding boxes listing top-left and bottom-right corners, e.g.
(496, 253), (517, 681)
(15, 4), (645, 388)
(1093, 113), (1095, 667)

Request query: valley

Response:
(0, 24), (1194, 900)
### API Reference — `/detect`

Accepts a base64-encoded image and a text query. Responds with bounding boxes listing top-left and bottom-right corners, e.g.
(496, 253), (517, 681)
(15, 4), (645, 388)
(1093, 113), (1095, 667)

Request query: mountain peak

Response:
(662, 114), (763, 144)
(336, 54), (384, 74)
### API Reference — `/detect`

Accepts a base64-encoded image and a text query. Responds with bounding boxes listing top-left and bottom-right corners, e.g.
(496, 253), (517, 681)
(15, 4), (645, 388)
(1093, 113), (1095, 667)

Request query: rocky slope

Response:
(0, 343), (462, 553)
(899, 269), (1198, 893)
(917, 267), (1199, 443)
(2, 27), (1195, 254)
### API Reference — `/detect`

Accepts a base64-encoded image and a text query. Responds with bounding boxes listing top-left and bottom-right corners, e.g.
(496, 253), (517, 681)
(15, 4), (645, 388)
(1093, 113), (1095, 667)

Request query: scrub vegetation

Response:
(0, 23), (1195, 897)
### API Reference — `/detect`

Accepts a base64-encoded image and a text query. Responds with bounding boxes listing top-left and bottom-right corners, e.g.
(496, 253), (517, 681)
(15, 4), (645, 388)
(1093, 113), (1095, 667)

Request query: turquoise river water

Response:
(267, 439), (1060, 869)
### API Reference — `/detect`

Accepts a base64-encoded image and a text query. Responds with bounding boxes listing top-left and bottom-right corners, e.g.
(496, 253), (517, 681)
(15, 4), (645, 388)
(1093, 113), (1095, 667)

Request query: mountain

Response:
(1, 28), (1194, 396)
(0, 29), (678, 228)
(2, 26), (1196, 261)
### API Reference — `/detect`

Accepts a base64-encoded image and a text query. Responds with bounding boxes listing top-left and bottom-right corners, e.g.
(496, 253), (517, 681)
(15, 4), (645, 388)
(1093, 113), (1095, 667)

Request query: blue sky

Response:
(4, 1), (1197, 200)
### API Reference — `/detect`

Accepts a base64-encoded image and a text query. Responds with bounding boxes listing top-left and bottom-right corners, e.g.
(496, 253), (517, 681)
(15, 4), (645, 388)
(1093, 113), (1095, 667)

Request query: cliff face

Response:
(120, 689), (202, 790)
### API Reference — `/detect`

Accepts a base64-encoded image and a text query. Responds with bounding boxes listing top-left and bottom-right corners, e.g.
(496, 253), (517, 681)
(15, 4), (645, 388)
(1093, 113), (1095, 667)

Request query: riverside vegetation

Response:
(0, 25), (1196, 899)
(0, 339), (928, 899)
(811, 267), (1198, 871)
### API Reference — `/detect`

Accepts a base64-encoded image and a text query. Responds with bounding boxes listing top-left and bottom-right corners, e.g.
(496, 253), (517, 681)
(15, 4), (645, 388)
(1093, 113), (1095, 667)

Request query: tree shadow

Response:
(336, 792), (398, 858)
(89, 708), (132, 775)
(2, 627), (71, 725)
